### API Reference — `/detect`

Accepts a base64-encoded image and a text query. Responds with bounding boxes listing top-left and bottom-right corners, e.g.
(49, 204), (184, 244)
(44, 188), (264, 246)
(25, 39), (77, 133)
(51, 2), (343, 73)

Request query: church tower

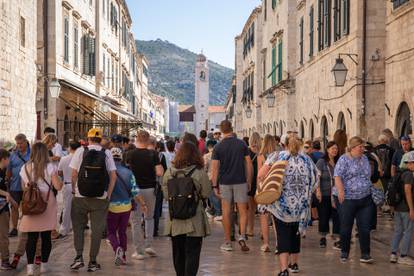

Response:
(194, 53), (209, 135)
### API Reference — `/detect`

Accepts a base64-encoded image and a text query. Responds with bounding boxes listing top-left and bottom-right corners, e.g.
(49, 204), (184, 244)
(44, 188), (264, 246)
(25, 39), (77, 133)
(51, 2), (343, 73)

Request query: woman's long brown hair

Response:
(27, 142), (50, 181)
(173, 142), (204, 170)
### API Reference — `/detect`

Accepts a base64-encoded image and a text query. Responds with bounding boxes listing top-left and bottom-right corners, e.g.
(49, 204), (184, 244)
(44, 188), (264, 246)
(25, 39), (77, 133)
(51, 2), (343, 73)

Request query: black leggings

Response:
(26, 231), (52, 264)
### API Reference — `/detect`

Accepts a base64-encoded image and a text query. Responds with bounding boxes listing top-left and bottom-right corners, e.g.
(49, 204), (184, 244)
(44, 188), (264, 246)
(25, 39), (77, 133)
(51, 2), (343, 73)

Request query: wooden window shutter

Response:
(82, 35), (89, 75)
(278, 41), (282, 82)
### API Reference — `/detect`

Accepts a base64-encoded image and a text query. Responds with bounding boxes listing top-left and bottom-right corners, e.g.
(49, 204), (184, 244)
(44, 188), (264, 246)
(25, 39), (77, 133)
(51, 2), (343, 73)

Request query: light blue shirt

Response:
(334, 154), (372, 200)
(7, 147), (30, 191)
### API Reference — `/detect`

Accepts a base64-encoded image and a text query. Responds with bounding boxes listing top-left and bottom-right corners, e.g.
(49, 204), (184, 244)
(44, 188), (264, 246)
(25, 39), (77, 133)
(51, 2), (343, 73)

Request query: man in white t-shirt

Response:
(69, 128), (117, 272)
(57, 141), (81, 238)
(44, 127), (65, 161)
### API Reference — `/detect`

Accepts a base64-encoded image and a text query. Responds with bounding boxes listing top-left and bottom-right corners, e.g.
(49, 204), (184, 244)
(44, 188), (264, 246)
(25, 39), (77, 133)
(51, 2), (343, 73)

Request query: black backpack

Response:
(78, 147), (109, 197)
(167, 167), (199, 220)
(387, 169), (408, 207)
(375, 146), (393, 178)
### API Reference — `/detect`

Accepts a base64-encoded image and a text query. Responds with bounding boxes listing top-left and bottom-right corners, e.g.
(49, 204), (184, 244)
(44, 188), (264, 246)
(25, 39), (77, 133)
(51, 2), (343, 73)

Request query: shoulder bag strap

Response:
(326, 162), (334, 188)
(41, 176), (52, 201)
(17, 152), (27, 164)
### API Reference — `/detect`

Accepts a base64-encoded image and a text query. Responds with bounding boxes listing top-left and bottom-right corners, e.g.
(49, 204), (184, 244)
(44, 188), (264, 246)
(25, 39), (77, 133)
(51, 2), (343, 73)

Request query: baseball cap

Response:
(110, 147), (123, 160)
(213, 129), (221, 134)
(404, 151), (414, 163)
(87, 128), (103, 139)
(111, 134), (123, 143)
(401, 135), (411, 141)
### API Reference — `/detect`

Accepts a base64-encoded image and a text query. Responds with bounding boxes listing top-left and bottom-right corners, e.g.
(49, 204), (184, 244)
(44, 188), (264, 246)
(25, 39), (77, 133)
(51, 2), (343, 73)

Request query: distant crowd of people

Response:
(0, 122), (413, 276)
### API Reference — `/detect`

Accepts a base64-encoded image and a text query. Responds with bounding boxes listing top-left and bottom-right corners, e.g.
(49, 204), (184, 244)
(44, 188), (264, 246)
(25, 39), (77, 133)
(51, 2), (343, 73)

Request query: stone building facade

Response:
(35, 0), (154, 146)
(235, 0), (389, 144)
(385, 0), (414, 138)
(0, 0), (37, 142)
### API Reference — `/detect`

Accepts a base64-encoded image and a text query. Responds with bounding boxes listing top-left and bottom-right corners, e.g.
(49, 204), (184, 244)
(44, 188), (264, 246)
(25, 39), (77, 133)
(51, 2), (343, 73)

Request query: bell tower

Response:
(194, 52), (209, 135)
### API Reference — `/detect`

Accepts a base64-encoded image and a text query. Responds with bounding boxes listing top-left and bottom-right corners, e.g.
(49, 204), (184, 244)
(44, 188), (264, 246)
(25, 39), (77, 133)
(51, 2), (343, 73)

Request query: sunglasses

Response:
(304, 146), (310, 149)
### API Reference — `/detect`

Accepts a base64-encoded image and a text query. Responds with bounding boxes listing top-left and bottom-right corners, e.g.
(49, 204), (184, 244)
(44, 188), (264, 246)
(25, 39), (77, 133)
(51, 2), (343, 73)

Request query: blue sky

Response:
(125, 0), (261, 69)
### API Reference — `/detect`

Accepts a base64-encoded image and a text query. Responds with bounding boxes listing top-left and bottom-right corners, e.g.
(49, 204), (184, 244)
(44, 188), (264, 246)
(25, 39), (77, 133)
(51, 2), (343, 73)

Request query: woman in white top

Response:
(19, 142), (63, 275)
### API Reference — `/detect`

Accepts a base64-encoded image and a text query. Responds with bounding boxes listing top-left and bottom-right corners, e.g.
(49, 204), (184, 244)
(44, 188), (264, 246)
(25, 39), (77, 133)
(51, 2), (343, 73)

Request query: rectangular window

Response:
(107, 58), (110, 87)
(82, 34), (95, 76)
(102, 0), (105, 16)
(102, 54), (105, 85)
(107, 0), (110, 21)
(393, 0), (409, 9)
(74, 25), (79, 68)
(342, 0), (350, 35)
(318, 0), (324, 51)
(334, 0), (341, 42)
(277, 41), (282, 82)
(64, 16), (69, 63)
(250, 73), (254, 101)
(264, 0), (267, 21)
(299, 17), (304, 65)
(323, 0), (331, 48)
(309, 6), (314, 57)
(272, 0), (277, 9)
(111, 59), (114, 90)
(251, 23), (255, 48)
(20, 16), (25, 47)
(271, 46), (276, 86)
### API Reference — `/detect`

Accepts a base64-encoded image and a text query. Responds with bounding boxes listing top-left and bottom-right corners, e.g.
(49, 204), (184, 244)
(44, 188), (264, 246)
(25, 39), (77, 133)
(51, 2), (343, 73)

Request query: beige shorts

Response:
(220, 183), (248, 204)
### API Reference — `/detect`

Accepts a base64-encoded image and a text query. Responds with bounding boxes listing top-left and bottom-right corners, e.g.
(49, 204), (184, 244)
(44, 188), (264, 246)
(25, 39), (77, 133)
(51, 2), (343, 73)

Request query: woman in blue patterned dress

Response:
(265, 136), (318, 276)
(334, 136), (376, 264)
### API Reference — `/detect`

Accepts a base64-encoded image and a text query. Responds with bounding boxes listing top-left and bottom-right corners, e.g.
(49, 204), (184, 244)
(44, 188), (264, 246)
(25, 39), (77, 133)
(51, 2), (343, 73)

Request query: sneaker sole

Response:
(360, 259), (374, 264)
(70, 263), (85, 270)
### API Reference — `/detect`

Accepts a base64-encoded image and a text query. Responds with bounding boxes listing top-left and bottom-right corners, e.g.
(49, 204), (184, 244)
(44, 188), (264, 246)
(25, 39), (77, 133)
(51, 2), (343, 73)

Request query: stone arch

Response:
(300, 121), (305, 139)
(395, 101), (412, 137)
(274, 122), (278, 136)
(309, 119), (315, 141)
(279, 120), (283, 136)
(337, 112), (346, 132)
(321, 116), (329, 149)
(268, 123), (272, 135)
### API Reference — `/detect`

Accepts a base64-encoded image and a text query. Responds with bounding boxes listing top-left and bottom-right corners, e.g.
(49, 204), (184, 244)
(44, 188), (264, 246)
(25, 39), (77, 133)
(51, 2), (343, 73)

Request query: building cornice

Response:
(240, 6), (262, 36)
(72, 10), (81, 20)
(270, 30), (284, 44)
(62, 1), (73, 10)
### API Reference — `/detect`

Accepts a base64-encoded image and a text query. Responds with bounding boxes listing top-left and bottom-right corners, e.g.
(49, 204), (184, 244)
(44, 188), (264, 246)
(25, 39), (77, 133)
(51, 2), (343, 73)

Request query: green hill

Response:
(136, 39), (234, 105)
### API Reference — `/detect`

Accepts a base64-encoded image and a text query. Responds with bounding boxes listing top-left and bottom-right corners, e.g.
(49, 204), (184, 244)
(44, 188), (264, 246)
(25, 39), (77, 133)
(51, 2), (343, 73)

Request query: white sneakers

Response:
(27, 264), (34, 276)
(27, 262), (49, 275)
(220, 242), (233, 251)
(214, 216), (223, 222)
(144, 247), (157, 257)
(132, 248), (157, 260)
(397, 256), (414, 266)
(132, 252), (146, 260)
(390, 254), (414, 266)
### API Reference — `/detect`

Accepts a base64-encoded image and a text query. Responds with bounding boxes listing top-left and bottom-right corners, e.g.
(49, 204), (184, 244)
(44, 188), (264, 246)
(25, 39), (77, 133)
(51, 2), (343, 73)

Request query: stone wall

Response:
(0, 0), (37, 142)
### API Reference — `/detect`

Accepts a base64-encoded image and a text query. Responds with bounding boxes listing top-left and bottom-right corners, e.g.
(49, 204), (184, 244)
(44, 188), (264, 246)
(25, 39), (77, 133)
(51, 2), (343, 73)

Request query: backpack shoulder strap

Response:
(185, 166), (198, 177)
(82, 146), (89, 159)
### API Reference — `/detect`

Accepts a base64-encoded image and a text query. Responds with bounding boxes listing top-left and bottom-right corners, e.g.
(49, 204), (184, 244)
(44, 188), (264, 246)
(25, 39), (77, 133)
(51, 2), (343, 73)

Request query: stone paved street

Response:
(4, 212), (414, 276)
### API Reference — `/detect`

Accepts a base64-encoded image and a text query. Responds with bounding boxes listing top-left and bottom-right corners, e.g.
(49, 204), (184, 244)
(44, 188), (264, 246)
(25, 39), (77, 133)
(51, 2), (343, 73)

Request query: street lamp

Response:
(331, 58), (348, 87)
(48, 79), (61, 98)
(245, 105), (252, 118)
(266, 93), (276, 108)
(331, 53), (358, 87)
(101, 104), (110, 113)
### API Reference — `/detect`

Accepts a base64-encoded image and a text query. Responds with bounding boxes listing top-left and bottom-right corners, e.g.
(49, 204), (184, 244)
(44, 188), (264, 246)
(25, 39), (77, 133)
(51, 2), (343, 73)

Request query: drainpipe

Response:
(43, 0), (48, 120)
(362, 0), (367, 129)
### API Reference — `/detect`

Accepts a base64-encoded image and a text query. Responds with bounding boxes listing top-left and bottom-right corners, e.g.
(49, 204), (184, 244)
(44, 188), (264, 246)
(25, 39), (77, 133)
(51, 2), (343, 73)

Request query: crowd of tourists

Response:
(0, 121), (413, 276)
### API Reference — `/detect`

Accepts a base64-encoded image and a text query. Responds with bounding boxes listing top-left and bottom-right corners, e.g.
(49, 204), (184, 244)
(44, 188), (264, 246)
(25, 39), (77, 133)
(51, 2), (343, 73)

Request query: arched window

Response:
(274, 122), (278, 136)
(300, 121), (305, 139)
(321, 116), (329, 149)
(337, 112), (346, 132)
(396, 102), (412, 137)
(268, 123), (272, 135)
(309, 119), (315, 141)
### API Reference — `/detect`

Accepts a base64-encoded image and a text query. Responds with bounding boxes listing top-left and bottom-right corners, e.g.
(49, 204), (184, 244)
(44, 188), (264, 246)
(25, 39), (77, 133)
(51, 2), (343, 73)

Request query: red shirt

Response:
(198, 138), (207, 154)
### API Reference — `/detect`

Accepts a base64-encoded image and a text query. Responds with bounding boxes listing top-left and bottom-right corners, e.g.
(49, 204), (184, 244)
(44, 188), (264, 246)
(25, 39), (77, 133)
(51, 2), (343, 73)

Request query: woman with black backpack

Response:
(19, 142), (63, 275)
(162, 142), (212, 276)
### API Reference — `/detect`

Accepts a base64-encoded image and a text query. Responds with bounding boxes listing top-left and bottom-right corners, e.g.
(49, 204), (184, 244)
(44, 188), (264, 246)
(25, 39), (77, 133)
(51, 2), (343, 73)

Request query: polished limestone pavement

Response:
(5, 214), (414, 276)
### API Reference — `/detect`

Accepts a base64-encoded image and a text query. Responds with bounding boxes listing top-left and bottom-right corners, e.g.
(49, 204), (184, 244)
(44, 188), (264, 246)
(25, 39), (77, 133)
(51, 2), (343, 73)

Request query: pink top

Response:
(18, 163), (58, 232)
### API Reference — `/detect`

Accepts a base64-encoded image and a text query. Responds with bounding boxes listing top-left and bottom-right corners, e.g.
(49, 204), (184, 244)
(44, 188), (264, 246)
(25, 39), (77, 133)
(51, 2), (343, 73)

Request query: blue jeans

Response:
(391, 211), (414, 256)
(340, 195), (375, 256)
(209, 192), (222, 216)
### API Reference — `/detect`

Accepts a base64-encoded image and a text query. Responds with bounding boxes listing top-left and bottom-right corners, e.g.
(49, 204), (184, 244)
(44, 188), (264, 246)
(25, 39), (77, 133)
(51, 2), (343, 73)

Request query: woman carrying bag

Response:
(19, 142), (63, 275)
(162, 142), (212, 276)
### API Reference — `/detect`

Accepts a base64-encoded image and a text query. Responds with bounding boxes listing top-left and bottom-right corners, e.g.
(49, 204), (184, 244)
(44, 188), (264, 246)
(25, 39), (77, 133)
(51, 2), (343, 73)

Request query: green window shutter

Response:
(82, 35), (89, 75)
(271, 46), (276, 86)
(342, 0), (350, 35)
(299, 17), (304, 64)
(272, 0), (276, 9)
(278, 41), (282, 82)
(318, 0), (324, 51)
(309, 6), (314, 57)
(88, 36), (96, 76)
(64, 17), (69, 63)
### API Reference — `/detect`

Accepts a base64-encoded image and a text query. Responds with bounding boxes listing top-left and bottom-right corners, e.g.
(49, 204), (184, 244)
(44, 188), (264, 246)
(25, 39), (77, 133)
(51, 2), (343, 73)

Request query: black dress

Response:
(248, 149), (258, 197)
